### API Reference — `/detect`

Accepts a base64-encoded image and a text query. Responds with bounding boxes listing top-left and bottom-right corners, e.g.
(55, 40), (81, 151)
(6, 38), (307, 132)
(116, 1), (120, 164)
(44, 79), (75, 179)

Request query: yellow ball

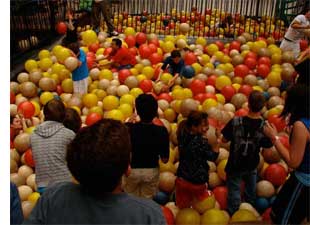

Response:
(136, 74), (147, 82)
(252, 86), (264, 92)
(118, 103), (133, 118)
(129, 68), (139, 76)
(217, 159), (227, 181)
(51, 63), (65, 74)
(25, 60), (38, 73)
(215, 75), (232, 91)
(82, 93), (98, 108)
(142, 66), (154, 80)
(199, 54), (210, 66)
(201, 208), (229, 225)
(207, 44), (219, 56)
(99, 69), (113, 80)
(172, 88), (185, 100)
(30, 100), (40, 116)
(202, 99), (218, 112)
(164, 35), (175, 43)
(102, 95), (119, 110)
(40, 92), (54, 105)
(214, 51), (225, 62)
(183, 88), (193, 99)
(55, 47), (71, 63)
(105, 109), (124, 122)
(94, 89), (107, 101)
(268, 107), (282, 117)
(38, 49), (50, 60)
(130, 88), (144, 98)
(61, 78), (73, 93)
(196, 37), (207, 46)
(224, 63), (234, 73)
(52, 45), (62, 55)
(124, 27), (136, 36)
(134, 63), (144, 73)
(71, 106), (81, 116)
(82, 30), (98, 46)
(120, 94), (135, 105)
(162, 41), (175, 53)
(215, 93), (225, 104)
(267, 71), (282, 87)
(89, 106), (104, 116)
(25, 126), (36, 134)
(39, 58), (53, 71)
(231, 209), (257, 223)
(164, 108), (176, 122)
(27, 192), (40, 204)
(192, 63), (202, 74)
(232, 83), (241, 92)
(160, 73), (173, 84)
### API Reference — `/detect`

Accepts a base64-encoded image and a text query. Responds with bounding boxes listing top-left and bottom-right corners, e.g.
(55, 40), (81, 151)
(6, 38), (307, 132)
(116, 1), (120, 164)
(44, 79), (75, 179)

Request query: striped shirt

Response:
(30, 121), (75, 188)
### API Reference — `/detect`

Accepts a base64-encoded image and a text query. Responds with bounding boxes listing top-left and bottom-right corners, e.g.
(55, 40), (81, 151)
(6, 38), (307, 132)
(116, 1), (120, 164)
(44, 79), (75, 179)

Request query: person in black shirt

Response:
(221, 91), (273, 216)
(122, 94), (170, 198)
(175, 111), (220, 209)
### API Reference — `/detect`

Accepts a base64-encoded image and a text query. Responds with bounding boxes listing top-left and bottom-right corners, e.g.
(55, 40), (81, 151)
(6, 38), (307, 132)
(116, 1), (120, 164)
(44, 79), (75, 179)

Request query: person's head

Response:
(135, 94), (158, 122)
(111, 38), (122, 50)
(10, 116), (22, 129)
(61, 29), (78, 47)
(177, 111), (209, 139)
(248, 90), (266, 113)
(63, 108), (82, 133)
(281, 84), (310, 125)
(171, 50), (181, 64)
(66, 119), (131, 194)
(67, 41), (80, 56)
(43, 99), (66, 122)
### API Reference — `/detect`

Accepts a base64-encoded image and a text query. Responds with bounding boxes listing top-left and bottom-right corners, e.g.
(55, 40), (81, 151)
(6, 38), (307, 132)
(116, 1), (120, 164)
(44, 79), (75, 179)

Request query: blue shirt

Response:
(72, 49), (89, 81)
(161, 56), (185, 74)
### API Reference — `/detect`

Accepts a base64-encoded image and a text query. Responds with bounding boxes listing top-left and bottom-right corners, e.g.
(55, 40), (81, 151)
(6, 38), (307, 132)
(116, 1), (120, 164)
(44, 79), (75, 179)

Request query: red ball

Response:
(184, 52), (197, 65)
(85, 112), (102, 126)
(149, 38), (160, 47)
(278, 134), (290, 149)
(189, 79), (206, 96)
(238, 84), (253, 97)
(10, 92), (16, 104)
(87, 56), (95, 69)
(300, 39), (308, 51)
(205, 93), (217, 100)
(124, 35), (136, 48)
(104, 47), (113, 56)
(56, 85), (64, 95)
(206, 75), (217, 86)
(244, 57), (257, 70)
(136, 32), (147, 45)
(194, 93), (208, 104)
(257, 63), (270, 78)
(17, 101), (35, 119)
(221, 85), (236, 101)
(268, 115), (286, 132)
(235, 108), (249, 117)
(214, 41), (225, 51)
(118, 69), (131, 84)
(149, 53), (163, 65)
(139, 79), (153, 93)
(139, 44), (152, 59)
(24, 148), (35, 168)
(262, 207), (272, 222)
(88, 43), (100, 53)
(128, 47), (138, 56)
(161, 206), (174, 225)
(264, 164), (287, 186)
(258, 57), (271, 67)
(234, 64), (249, 78)
(148, 44), (158, 54)
(245, 52), (257, 60)
(213, 186), (228, 210)
(153, 118), (164, 126)
(57, 22), (67, 34)
(158, 93), (173, 103)
(229, 40), (241, 51)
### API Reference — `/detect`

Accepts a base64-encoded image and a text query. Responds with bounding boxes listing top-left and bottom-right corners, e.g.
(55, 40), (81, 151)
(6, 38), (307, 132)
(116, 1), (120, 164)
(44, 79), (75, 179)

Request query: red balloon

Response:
(264, 164), (287, 186)
(85, 112), (102, 126)
(206, 75), (217, 86)
(139, 79), (153, 93)
(189, 79), (206, 96)
(184, 52), (197, 65)
(88, 43), (100, 53)
(149, 53), (163, 65)
(158, 93), (173, 103)
(257, 63), (270, 78)
(213, 186), (228, 210)
(136, 32), (147, 45)
(258, 57), (271, 67)
(204, 93), (217, 100)
(278, 134), (290, 149)
(235, 108), (249, 117)
(124, 35), (136, 48)
(118, 69), (131, 84)
(17, 101), (35, 119)
(214, 41), (225, 51)
(161, 206), (174, 225)
(268, 115), (286, 132)
(221, 85), (236, 101)
(57, 22), (67, 34)
(229, 40), (241, 51)
(24, 148), (35, 168)
(10, 92), (16, 104)
(234, 64), (249, 78)
(139, 44), (152, 59)
(194, 93), (208, 104)
(300, 39), (308, 51)
(87, 51), (96, 59)
(244, 57), (257, 70)
(238, 84), (253, 97)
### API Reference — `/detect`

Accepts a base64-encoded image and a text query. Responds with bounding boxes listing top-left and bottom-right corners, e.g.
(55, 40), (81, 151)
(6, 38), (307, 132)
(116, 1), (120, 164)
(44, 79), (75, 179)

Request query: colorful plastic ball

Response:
(175, 208), (201, 225)
(24, 149), (35, 168)
(82, 93), (98, 108)
(267, 115), (286, 132)
(201, 208), (229, 225)
(264, 164), (287, 186)
(257, 64), (270, 78)
(206, 75), (217, 86)
(139, 44), (152, 59)
(217, 159), (227, 181)
(255, 197), (270, 213)
(213, 186), (228, 210)
(25, 60), (38, 73)
(234, 64), (249, 78)
(99, 69), (113, 81)
(85, 112), (102, 126)
(17, 101), (35, 119)
(231, 209), (257, 223)
(244, 57), (257, 70)
(105, 109), (124, 122)
(192, 190), (215, 214)
(161, 206), (175, 225)
(162, 41), (175, 53)
(184, 52), (197, 65)
(221, 85), (236, 101)
(189, 79), (206, 96)
(139, 79), (153, 93)
(149, 53), (163, 65)
(181, 66), (195, 79)
(124, 27), (136, 36)
(229, 40), (241, 51)
(102, 95), (119, 110)
(118, 69), (131, 84)
(215, 75), (232, 91)
(56, 22), (67, 34)
(82, 30), (98, 46)
(153, 191), (170, 205)
(39, 91), (54, 105)
(124, 35), (136, 48)
(238, 84), (253, 97)
(206, 44), (219, 55)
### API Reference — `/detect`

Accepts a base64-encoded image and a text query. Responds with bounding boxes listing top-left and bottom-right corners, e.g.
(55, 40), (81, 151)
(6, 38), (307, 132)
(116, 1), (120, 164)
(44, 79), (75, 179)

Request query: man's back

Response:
(24, 182), (166, 225)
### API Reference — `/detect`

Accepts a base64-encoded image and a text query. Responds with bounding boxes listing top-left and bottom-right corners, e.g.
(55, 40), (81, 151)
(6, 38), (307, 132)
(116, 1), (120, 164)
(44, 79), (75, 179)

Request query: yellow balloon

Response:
(105, 109), (124, 122)
(162, 41), (175, 53)
(89, 106), (104, 116)
(196, 37), (207, 46)
(82, 30), (98, 46)
(217, 159), (227, 181)
(202, 99), (218, 112)
(267, 71), (282, 87)
(130, 88), (143, 98)
(55, 47), (71, 63)
(124, 27), (136, 36)
(118, 103), (133, 118)
(27, 192), (40, 204)
(82, 93), (98, 108)
(207, 44), (219, 56)
(38, 49), (50, 60)
(40, 92), (54, 105)
(30, 100), (40, 116)
(25, 60), (38, 73)
(183, 88), (193, 99)
(231, 209), (257, 223)
(164, 108), (176, 122)
(172, 88), (185, 100)
(99, 69), (113, 80)
(102, 95), (119, 110)
(160, 73), (173, 84)
(51, 63), (65, 74)
(61, 78), (73, 93)
(215, 75), (232, 90)
(142, 66), (154, 80)
(215, 93), (225, 104)
(120, 94), (135, 105)
(39, 58), (53, 71)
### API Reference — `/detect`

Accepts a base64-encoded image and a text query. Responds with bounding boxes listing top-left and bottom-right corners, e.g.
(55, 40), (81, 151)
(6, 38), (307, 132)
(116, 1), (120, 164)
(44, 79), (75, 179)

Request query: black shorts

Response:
(270, 172), (310, 225)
